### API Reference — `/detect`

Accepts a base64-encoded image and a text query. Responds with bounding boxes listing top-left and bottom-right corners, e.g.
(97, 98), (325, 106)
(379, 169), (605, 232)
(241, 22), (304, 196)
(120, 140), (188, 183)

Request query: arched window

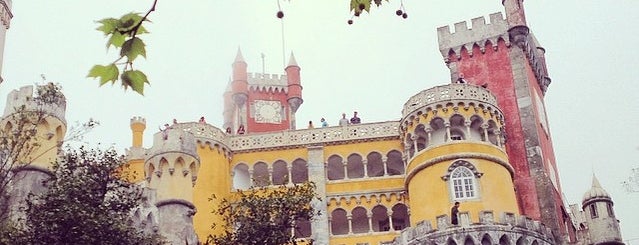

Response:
(499, 235), (511, 245)
(451, 166), (477, 200)
(327, 155), (344, 180)
(351, 207), (369, 234)
(481, 234), (492, 245)
(253, 162), (269, 187)
(371, 205), (389, 232)
(391, 203), (410, 231)
(347, 154), (365, 179)
(233, 163), (250, 190)
(330, 209), (348, 235)
(386, 150), (405, 175)
(367, 152), (384, 177)
(272, 160), (288, 185)
(291, 159), (308, 184)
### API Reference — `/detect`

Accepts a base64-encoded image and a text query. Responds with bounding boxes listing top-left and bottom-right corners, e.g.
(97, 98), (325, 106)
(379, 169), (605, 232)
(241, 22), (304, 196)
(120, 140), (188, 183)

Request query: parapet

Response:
(437, 12), (509, 60)
(130, 116), (146, 127)
(146, 127), (199, 161)
(390, 211), (554, 245)
(247, 72), (288, 93)
(402, 83), (500, 121)
(2, 85), (67, 124)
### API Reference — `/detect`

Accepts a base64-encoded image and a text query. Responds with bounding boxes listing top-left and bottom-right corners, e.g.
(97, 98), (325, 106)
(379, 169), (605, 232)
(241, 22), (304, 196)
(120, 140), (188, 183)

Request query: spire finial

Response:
(287, 51), (298, 67)
(592, 174), (602, 188)
(234, 47), (245, 63)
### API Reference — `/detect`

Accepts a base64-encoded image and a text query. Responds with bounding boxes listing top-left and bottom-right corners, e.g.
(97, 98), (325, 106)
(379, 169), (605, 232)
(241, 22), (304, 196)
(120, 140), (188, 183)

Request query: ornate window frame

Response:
(441, 160), (483, 201)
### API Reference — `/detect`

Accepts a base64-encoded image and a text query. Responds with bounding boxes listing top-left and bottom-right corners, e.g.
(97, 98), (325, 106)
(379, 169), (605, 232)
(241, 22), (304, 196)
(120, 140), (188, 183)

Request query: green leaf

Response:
(120, 37), (146, 62)
(106, 31), (125, 49)
(87, 64), (119, 86)
(96, 18), (118, 35)
(117, 13), (143, 33)
(121, 70), (149, 95)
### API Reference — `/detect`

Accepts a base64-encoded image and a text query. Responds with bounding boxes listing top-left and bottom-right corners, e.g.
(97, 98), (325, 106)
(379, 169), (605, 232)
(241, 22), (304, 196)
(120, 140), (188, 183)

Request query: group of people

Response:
(226, 125), (245, 135)
(308, 111), (362, 129)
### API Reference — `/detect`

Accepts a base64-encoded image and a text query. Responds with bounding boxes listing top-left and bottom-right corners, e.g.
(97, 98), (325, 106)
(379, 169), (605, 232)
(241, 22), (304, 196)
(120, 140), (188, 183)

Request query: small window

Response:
(590, 204), (598, 219)
(606, 203), (614, 217)
(451, 135), (463, 141)
(451, 167), (476, 199)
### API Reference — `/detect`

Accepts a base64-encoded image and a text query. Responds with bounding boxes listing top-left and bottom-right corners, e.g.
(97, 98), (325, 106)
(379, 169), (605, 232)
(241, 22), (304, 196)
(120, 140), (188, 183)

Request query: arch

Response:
(481, 234), (492, 245)
(55, 125), (64, 141)
(499, 235), (511, 245)
(330, 208), (348, 235)
(174, 157), (185, 173)
(516, 237), (525, 245)
(147, 163), (155, 182)
(371, 205), (389, 232)
(294, 217), (311, 239)
(3, 121), (12, 133)
(447, 237), (458, 245)
(391, 203), (410, 231)
(386, 150), (404, 175)
(347, 153), (364, 179)
(469, 115), (484, 141)
(486, 120), (499, 145)
(189, 162), (197, 177)
(414, 124), (428, 151)
(272, 160), (288, 185)
(291, 159), (308, 184)
(159, 158), (169, 176)
(449, 127), (466, 141)
(366, 152), (384, 177)
(327, 155), (344, 180)
(351, 206), (369, 234)
(430, 117), (446, 145)
(252, 162), (269, 186)
(464, 236), (475, 245)
(531, 240), (539, 245)
(232, 163), (250, 190)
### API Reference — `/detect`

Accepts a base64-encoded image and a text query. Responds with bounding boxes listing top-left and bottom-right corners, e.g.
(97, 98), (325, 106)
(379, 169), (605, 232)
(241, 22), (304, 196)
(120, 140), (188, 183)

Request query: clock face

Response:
(255, 100), (282, 124)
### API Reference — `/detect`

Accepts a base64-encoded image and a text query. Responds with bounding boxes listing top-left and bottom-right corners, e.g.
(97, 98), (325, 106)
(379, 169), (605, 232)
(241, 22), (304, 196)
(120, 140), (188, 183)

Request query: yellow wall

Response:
(406, 142), (518, 226)
(192, 144), (231, 240)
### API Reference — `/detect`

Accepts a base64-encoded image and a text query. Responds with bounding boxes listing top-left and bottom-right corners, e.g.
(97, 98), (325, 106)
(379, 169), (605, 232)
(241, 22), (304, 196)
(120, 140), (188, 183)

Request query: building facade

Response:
(1, 0), (626, 245)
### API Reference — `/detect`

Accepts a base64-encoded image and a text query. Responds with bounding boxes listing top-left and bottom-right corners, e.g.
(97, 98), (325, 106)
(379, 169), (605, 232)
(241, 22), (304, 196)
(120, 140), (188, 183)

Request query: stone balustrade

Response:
(402, 83), (498, 120)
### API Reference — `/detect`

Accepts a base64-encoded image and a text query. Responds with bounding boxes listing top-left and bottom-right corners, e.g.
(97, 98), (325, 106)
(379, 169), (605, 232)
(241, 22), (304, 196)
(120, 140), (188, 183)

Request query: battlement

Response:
(389, 211), (554, 245)
(437, 12), (509, 60)
(247, 72), (288, 93)
(130, 116), (146, 126)
(146, 128), (199, 161)
(3, 85), (67, 124)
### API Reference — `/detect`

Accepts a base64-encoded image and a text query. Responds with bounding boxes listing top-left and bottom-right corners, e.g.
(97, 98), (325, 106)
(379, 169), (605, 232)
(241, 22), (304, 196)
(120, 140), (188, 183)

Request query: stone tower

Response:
(141, 128), (201, 244)
(0, 0), (11, 83)
(437, 0), (567, 240)
(580, 175), (623, 245)
(1, 84), (67, 220)
(223, 49), (303, 134)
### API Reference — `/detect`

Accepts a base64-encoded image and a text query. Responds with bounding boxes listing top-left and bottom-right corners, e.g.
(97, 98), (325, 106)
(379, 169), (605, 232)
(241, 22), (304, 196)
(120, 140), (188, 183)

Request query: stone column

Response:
(307, 145), (329, 244)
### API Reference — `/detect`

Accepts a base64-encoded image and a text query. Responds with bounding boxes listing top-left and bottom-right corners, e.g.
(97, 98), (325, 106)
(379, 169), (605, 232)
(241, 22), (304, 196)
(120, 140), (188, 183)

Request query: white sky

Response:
(2, 0), (638, 242)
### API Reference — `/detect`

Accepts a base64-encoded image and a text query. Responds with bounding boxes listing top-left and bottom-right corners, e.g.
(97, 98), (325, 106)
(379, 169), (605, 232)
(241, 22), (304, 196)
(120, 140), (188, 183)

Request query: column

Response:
(382, 156), (388, 176)
(362, 159), (368, 177)
(465, 120), (472, 140)
(444, 122), (451, 141)
(425, 128), (432, 146)
(387, 210), (395, 231)
(342, 160), (349, 180)
(481, 124), (489, 142)
(286, 165), (292, 184)
(347, 215), (353, 234)
(307, 145), (329, 244)
(367, 211), (373, 233)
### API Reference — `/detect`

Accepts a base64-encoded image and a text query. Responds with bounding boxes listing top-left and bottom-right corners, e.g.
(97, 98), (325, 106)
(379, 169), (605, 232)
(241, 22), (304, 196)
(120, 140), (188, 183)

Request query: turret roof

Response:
(582, 174), (611, 204)
(234, 47), (245, 63)
(287, 52), (298, 67)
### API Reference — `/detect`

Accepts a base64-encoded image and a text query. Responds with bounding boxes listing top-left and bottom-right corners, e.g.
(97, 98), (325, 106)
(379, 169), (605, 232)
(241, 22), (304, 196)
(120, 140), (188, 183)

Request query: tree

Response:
(206, 182), (320, 245)
(12, 147), (163, 245)
(0, 83), (97, 227)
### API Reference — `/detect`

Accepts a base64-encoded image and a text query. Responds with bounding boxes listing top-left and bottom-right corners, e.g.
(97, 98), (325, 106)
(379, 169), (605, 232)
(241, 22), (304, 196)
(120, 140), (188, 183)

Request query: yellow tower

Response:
(400, 83), (518, 226)
(1, 84), (67, 220)
(126, 116), (146, 183)
(144, 127), (200, 244)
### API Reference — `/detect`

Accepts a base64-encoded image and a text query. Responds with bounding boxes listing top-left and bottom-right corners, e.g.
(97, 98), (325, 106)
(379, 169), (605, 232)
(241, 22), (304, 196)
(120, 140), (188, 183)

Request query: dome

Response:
(582, 175), (611, 205)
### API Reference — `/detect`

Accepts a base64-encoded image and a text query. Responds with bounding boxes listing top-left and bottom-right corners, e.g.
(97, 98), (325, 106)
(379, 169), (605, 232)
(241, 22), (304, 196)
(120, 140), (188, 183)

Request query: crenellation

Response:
(130, 116), (146, 126)
(438, 12), (509, 60)
(3, 85), (67, 124)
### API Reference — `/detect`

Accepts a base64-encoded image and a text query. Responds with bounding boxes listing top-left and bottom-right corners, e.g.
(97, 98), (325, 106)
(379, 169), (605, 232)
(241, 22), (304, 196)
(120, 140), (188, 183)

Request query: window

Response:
(606, 203), (614, 217)
(589, 204), (598, 219)
(451, 167), (476, 199)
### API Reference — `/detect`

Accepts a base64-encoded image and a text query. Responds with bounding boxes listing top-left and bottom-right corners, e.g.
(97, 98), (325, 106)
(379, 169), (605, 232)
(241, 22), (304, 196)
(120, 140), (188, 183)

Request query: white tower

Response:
(581, 175), (624, 245)
(0, 0), (12, 83)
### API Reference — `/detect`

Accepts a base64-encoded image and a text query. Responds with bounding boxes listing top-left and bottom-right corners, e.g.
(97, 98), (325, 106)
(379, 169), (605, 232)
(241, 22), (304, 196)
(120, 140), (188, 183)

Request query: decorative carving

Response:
(441, 160), (484, 181)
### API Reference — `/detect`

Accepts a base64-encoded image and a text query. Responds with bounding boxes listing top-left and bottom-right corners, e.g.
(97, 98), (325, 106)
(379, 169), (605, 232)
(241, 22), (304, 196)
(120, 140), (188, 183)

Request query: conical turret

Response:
(581, 175), (623, 245)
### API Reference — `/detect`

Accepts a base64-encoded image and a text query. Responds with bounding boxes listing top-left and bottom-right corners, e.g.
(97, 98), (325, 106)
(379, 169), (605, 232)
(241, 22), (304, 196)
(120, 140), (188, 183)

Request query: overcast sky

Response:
(2, 0), (638, 241)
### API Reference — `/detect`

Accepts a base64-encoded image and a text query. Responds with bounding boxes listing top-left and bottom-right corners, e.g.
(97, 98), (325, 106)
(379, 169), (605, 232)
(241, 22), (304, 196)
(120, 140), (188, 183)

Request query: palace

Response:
(0, 0), (626, 244)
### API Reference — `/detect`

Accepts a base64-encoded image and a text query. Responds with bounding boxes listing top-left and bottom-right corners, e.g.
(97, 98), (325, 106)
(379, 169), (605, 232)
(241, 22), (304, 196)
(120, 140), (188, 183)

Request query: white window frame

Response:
(450, 166), (477, 200)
